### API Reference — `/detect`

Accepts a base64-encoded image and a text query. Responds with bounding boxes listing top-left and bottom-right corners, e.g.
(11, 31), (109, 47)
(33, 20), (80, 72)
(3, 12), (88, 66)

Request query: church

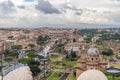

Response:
(76, 44), (108, 79)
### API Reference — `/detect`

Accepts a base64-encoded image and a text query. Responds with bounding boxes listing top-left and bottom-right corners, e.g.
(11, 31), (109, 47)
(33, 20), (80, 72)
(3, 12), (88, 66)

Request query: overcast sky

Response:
(0, 0), (120, 28)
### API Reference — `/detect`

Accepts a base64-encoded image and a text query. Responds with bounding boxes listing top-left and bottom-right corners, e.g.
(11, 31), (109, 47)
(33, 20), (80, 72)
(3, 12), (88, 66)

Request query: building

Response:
(4, 40), (14, 51)
(64, 42), (90, 56)
(76, 45), (108, 79)
(0, 40), (5, 51)
(40, 28), (74, 39)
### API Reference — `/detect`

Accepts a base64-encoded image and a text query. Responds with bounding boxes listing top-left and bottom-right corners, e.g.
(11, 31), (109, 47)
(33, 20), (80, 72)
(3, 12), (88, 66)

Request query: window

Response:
(92, 58), (93, 60)
(96, 58), (98, 60)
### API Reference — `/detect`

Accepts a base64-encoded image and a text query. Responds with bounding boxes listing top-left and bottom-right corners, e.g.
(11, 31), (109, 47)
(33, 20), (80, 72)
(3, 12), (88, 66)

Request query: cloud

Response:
(111, 0), (120, 2)
(0, 0), (15, 14)
(0, 0), (120, 28)
(75, 12), (82, 15)
(0, 0), (40, 27)
(24, 0), (34, 2)
(35, 0), (61, 14)
(17, 5), (25, 9)
(106, 10), (120, 23)
(61, 3), (83, 16)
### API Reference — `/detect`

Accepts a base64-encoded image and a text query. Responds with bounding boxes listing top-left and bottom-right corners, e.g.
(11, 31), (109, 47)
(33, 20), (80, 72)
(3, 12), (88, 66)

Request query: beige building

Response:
(64, 42), (90, 56)
(0, 40), (5, 51)
(4, 40), (15, 50)
(0, 40), (15, 51)
(40, 28), (74, 39)
(76, 45), (107, 79)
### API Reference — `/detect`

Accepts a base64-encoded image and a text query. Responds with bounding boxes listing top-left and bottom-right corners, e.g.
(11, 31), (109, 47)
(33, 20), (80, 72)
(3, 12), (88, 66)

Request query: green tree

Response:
(4, 49), (10, 55)
(8, 35), (14, 40)
(38, 55), (44, 59)
(29, 65), (40, 76)
(10, 51), (19, 57)
(18, 58), (31, 65)
(11, 45), (22, 51)
(28, 43), (35, 51)
(57, 44), (64, 53)
(102, 49), (113, 56)
(4, 57), (12, 67)
(66, 50), (77, 61)
(71, 51), (77, 58)
(10, 51), (19, 68)
(12, 45), (22, 49)
(27, 59), (40, 77)
(27, 52), (38, 59)
(37, 36), (49, 45)
(37, 36), (45, 45)
(28, 60), (40, 66)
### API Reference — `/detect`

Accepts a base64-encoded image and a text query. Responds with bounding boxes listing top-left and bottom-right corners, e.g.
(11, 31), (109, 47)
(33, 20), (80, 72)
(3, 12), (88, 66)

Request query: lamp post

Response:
(0, 41), (5, 80)
(40, 58), (48, 78)
(0, 52), (3, 80)
(106, 68), (120, 80)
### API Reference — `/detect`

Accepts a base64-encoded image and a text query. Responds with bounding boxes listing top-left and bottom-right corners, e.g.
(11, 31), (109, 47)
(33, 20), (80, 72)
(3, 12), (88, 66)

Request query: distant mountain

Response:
(31, 23), (120, 29)
(0, 23), (119, 29)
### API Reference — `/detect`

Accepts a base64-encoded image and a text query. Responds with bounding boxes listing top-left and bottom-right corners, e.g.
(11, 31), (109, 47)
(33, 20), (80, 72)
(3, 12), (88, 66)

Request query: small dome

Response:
(87, 46), (99, 55)
(3, 66), (33, 80)
(77, 70), (108, 80)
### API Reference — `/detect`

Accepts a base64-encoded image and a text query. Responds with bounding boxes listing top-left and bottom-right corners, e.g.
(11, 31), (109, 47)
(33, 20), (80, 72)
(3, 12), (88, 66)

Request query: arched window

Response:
(92, 58), (94, 61)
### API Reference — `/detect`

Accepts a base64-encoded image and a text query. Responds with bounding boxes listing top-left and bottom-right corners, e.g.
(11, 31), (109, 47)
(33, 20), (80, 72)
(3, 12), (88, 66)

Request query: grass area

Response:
(96, 45), (105, 50)
(107, 75), (119, 80)
(111, 64), (120, 69)
(50, 60), (76, 69)
(103, 70), (120, 80)
(0, 72), (2, 76)
(68, 61), (76, 68)
(49, 56), (77, 69)
(55, 64), (64, 69)
(63, 60), (76, 68)
(47, 71), (61, 80)
(50, 56), (60, 62)
(67, 73), (76, 80)
(45, 71), (53, 78)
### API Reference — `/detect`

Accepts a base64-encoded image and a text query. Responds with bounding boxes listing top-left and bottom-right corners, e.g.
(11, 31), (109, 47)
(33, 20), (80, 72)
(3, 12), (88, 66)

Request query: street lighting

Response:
(0, 52), (3, 80)
(106, 68), (120, 80)
(40, 58), (48, 78)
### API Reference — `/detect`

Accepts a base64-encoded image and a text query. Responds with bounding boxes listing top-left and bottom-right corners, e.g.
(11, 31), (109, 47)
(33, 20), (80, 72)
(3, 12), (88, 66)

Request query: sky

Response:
(0, 0), (120, 28)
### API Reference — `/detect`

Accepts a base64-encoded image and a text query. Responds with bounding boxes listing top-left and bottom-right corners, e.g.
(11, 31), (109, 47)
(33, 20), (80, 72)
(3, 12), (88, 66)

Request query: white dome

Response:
(77, 70), (108, 80)
(0, 76), (1, 80)
(87, 47), (99, 55)
(3, 66), (33, 80)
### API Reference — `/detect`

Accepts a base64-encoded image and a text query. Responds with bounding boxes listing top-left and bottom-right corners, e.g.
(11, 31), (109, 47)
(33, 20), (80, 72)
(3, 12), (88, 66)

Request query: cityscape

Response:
(0, 0), (120, 80)
(0, 28), (120, 80)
